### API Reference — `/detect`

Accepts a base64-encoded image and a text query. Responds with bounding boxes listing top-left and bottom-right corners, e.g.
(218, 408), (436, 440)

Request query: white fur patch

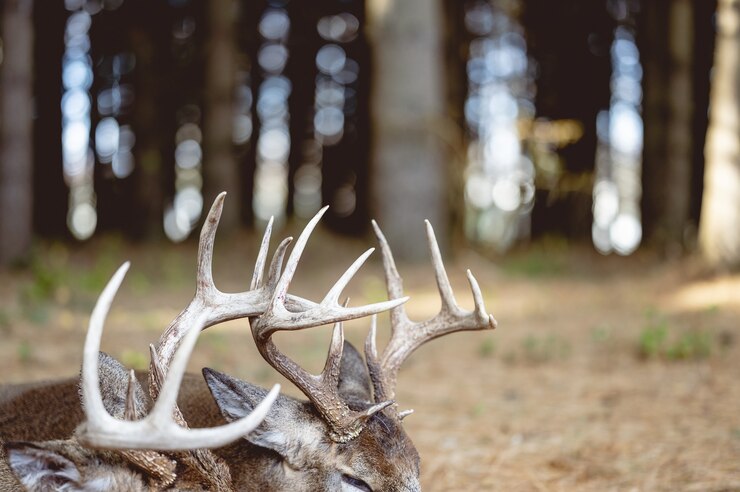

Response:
(82, 475), (114, 492)
(7, 447), (81, 489)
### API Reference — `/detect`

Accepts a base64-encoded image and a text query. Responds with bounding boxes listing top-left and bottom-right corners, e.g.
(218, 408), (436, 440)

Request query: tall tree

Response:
(0, 0), (34, 264)
(699, 0), (740, 270)
(203, 0), (239, 230)
(366, 0), (450, 261)
(522, 0), (614, 239)
(32, 0), (67, 238)
(640, 0), (698, 253)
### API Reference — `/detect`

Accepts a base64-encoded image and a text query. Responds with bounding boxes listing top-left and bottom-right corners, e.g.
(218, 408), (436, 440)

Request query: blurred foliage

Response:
(16, 239), (125, 324)
(638, 312), (714, 361)
(637, 318), (668, 358)
(499, 237), (569, 277)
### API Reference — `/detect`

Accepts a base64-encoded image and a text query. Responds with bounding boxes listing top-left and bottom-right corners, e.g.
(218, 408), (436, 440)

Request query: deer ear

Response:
(338, 341), (373, 404)
(80, 352), (148, 419)
(4, 441), (82, 490)
(203, 368), (325, 465)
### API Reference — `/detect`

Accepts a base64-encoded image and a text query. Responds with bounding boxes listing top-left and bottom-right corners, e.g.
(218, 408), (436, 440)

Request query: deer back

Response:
(1, 346), (421, 491)
(0, 378), (82, 442)
(0, 353), (219, 491)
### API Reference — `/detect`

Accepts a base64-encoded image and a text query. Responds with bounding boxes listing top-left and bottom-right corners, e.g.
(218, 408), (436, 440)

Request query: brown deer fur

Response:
(1, 345), (421, 491)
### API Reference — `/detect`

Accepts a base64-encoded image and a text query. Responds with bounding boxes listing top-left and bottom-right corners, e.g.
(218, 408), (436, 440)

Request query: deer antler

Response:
(77, 192), (311, 451)
(76, 262), (280, 450)
(250, 207), (408, 443)
(364, 220), (497, 412)
(150, 192), (315, 402)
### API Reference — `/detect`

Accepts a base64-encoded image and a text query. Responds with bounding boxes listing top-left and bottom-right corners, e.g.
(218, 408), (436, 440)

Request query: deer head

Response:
(200, 201), (497, 491)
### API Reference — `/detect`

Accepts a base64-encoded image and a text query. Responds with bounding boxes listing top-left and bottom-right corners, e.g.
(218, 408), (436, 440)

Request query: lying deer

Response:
(0, 193), (496, 491)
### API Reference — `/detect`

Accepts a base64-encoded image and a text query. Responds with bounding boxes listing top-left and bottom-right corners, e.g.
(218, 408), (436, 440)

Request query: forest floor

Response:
(0, 227), (739, 491)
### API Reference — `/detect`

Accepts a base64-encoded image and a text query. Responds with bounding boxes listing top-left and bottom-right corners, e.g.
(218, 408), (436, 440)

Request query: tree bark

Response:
(203, 0), (239, 230)
(366, 0), (450, 261)
(0, 0), (34, 264)
(699, 0), (740, 270)
(640, 0), (696, 253)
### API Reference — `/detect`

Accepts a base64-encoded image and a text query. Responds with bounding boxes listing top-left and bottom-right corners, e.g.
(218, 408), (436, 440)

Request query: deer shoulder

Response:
(1, 193), (496, 491)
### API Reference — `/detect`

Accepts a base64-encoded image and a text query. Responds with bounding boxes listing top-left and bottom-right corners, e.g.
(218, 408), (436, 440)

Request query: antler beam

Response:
(365, 220), (497, 408)
(250, 207), (408, 443)
(150, 193), (316, 401)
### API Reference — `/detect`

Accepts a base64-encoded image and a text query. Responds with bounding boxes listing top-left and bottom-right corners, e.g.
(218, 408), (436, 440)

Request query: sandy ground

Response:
(0, 228), (739, 491)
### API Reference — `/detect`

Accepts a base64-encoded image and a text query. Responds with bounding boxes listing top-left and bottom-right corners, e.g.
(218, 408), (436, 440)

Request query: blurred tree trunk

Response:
(131, 3), (169, 239)
(522, 0), (613, 239)
(366, 0), (451, 261)
(699, 0), (740, 270)
(0, 0), (34, 264)
(203, 0), (239, 230)
(640, 0), (696, 253)
(32, 0), (67, 238)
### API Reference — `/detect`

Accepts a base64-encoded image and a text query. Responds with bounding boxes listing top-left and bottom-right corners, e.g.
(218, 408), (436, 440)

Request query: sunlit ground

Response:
(1, 229), (739, 491)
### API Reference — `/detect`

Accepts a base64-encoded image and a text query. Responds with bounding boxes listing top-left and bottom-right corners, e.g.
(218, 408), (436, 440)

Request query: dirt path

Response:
(1, 233), (738, 491)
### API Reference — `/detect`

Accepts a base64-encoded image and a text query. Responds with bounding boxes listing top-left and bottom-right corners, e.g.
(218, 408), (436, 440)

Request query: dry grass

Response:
(1, 229), (739, 491)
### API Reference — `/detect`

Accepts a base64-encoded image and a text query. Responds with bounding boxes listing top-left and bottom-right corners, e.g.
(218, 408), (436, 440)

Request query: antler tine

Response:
(249, 217), (301, 302)
(124, 369), (138, 421)
(371, 220), (410, 330)
(77, 263), (281, 450)
(250, 216), (274, 291)
(318, 298), (351, 390)
(195, 191), (226, 297)
(425, 220), (458, 311)
(265, 237), (293, 297)
(254, 208), (408, 339)
(364, 314), (386, 402)
(271, 205), (329, 309)
(367, 220), (497, 406)
(81, 262), (131, 425)
(323, 248), (375, 306)
(250, 208), (404, 443)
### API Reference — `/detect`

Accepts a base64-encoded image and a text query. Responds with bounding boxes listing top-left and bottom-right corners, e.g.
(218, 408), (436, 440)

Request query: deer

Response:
(0, 193), (497, 491)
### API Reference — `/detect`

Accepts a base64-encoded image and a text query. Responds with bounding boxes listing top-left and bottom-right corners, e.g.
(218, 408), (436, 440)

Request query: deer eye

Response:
(341, 474), (373, 492)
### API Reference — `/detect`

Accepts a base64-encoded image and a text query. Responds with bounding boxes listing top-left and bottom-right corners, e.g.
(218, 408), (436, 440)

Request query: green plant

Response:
(20, 261), (62, 305)
(637, 321), (668, 359)
(500, 250), (566, 278)
(637, 315), (713, 361)
(666, 331), (712, 360)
